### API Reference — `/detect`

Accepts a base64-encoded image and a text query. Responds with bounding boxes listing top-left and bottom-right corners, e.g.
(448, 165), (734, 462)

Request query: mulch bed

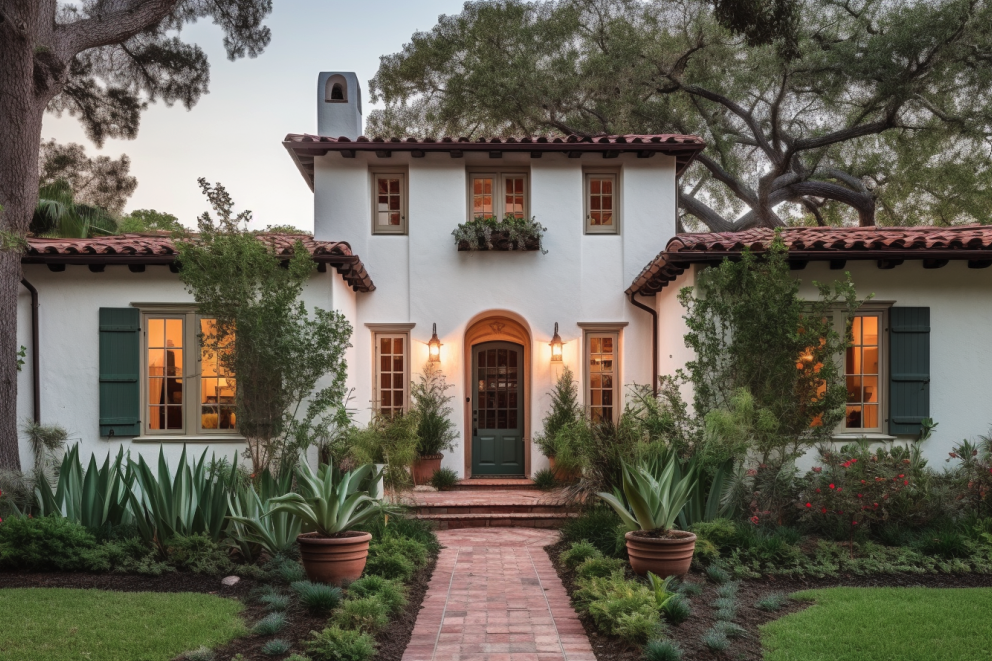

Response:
(545, 540), (992, 661)
(0, 553), (438, 661)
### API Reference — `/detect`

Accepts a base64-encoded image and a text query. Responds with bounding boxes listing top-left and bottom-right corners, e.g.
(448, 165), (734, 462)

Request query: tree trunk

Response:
(0, 5), (45, 470)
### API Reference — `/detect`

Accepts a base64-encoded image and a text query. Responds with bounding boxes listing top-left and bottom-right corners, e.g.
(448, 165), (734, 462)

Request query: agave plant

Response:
(227, 468), (302, 560)
(267, 461), (384, 537)
(34, 444), (134, 531)
(598, 460), (699, 534)
(127, 445), (236, 549)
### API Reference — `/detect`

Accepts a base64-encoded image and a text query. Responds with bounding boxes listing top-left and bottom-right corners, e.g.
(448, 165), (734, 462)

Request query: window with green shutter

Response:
(889, 307), (930, 435)
(99, 308), (141, 437)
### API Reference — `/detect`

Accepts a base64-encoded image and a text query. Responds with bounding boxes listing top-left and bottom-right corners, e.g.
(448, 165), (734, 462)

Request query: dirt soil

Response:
(545, 540), (992, 661)
(0, 553), (438, 661)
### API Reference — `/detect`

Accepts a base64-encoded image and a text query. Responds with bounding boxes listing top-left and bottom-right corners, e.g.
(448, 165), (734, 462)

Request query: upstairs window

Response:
(585, 172), (619, 234)
(371, 171), (407, 235)
(469, 172), (529, 220)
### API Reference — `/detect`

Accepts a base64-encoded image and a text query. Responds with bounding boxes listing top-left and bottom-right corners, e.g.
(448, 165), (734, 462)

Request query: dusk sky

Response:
(41, 1), (466, 232)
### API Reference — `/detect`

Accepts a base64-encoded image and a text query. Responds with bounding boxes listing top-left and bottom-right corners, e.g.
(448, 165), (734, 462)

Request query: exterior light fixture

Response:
(428, 323), (442, 362)
(550, 322), (563, 362)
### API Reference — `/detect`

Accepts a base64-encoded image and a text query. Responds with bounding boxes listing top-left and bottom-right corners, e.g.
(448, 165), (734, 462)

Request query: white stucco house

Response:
(15, 71), (992, 474)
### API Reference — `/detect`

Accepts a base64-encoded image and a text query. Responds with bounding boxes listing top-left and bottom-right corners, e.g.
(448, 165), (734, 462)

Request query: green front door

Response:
(472, 341), (524, 476)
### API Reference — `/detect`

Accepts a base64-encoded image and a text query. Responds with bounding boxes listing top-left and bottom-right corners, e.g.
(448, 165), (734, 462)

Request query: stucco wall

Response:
(313, 151), (678, 476)
(654, 260), (992, 464)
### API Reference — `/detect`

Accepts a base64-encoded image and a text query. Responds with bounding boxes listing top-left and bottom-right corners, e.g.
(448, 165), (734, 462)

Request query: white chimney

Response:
(317, 72), (363, 138)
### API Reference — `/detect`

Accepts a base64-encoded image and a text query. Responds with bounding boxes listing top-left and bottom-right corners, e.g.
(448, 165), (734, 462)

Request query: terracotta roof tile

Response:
(628, 225), (992, 295)
(23, 233), (375, 292)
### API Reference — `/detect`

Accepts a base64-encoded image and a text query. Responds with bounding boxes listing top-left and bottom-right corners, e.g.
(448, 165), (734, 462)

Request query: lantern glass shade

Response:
(550, 323), (563, 362)
(428, 323), (442, 363)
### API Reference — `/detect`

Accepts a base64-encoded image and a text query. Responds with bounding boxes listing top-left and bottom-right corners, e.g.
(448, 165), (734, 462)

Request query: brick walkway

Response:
(402, 528), (595, 661)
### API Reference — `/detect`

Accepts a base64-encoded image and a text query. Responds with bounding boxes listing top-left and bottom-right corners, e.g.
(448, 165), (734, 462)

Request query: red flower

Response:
(816, 488), (821, 493)
(861, 480), (866, 484)
(857, 494), (863, 498)
(837, 487), (843, 492)
(829, 483), (836, 489)
(898, 474), (905, 479)
(746, 468), (757, 477)
(904, 480), (909, 485)
(821, 507), (828, 514)
(852, 520), (858, 525)
(750, 516), (760, 525)
(806, 502), (812, 508)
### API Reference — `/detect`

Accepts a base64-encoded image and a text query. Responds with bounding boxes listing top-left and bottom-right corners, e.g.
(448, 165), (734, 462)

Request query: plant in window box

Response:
(266, 459), (387, 585)
(598, 460), (699, 578)
(452, 213), (547, 253)
(410, 363), (459, 485)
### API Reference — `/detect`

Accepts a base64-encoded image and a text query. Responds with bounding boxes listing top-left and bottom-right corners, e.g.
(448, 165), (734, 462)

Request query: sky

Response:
(42, 1), (467, 232)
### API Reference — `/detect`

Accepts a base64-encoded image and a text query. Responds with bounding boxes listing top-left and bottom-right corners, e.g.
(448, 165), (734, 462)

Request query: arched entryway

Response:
(463, 315), (532, 477)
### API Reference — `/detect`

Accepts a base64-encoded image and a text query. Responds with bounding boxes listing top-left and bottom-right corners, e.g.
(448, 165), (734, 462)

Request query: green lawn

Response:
(762, 587), (992, 661)
(0, 588), (244, 661)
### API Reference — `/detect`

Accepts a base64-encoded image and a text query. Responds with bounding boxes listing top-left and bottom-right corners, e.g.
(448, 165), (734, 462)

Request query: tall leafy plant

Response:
(31, 180), (118, 238)
(347, 412), (420, 492)
(411, 362), (459, 457)
(176, 180), (353, 474)
(267, 460), (383, 537)
(227, 468), (302, 560)
(535, 366), (584, 470)
(34, 445), (134, 532)
(599, 461), (699, 534)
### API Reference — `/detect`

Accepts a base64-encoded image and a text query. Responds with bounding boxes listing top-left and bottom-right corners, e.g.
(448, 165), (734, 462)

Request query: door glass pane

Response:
(476, 345), (521, 432)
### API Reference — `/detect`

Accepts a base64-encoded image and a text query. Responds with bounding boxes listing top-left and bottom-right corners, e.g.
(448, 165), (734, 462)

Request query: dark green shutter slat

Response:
(889, 307), (930, 435)
(99, 308), (141, 437)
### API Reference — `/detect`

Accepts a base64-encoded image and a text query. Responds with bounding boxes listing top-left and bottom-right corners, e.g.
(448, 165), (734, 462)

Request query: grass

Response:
(0, 588), (244, 661)
(762, 587), (992, 661)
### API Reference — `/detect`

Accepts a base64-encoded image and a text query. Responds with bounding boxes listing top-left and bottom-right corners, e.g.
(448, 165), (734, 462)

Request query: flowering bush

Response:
(946, 432), (992, 517)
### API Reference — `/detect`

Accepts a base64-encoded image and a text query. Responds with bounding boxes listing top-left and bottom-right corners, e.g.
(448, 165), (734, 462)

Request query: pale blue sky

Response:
(42, 1), (466, 232)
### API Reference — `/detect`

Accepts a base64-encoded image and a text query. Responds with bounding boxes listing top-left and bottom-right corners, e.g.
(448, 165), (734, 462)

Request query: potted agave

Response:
(598, 460), (699, 578)
(268, 460), (384, 586)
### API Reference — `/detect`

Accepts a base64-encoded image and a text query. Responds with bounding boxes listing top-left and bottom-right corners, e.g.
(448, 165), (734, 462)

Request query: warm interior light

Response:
(428, 323), (442, 362)
(550, 322), (563, 362)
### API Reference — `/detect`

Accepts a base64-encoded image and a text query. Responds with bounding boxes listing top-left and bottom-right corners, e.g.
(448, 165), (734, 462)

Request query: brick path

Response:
(402, 528), (596, 661)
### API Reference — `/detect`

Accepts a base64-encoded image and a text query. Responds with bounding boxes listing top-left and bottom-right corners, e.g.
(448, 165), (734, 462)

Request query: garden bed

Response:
(545, 539), (992, 661)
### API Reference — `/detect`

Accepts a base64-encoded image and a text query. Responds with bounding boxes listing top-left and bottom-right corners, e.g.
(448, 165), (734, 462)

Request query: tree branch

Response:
(54, 0), (177, 60)
(695, 153), (758, 207)
(679, 192), (735, 232)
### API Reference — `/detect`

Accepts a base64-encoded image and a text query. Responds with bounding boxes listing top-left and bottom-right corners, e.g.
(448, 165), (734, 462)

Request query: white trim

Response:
(577, 321), (629, 330)
(365, 323), (416, 331)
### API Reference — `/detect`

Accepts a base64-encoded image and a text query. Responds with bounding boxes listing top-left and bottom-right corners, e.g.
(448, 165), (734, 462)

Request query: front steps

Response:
(452, 477), (537, 491)
(408, 488), (577, 530)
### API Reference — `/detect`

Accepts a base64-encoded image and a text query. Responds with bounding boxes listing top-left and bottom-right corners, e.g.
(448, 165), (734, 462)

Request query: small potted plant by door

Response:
(411, 362), (459, 486)
(535, 367), (583, 483)
(268, 459), (384, 586)
(598, 460), (699, 578)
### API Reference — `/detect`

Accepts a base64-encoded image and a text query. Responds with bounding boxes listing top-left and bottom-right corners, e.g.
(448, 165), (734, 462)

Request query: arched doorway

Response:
(464, 315), (531, 477)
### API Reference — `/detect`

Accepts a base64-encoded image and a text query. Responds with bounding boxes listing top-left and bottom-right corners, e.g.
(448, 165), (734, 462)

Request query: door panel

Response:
(472, 341), (524, 475)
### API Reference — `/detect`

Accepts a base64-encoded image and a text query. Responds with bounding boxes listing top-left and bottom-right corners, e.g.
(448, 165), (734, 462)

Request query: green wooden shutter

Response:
(889, 307), (930, 435)
(99, 308), (141, 437)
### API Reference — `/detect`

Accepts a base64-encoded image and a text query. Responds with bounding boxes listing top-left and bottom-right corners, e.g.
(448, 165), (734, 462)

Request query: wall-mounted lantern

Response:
(550, 322), (563, 362)
(428, 323), (442, 362)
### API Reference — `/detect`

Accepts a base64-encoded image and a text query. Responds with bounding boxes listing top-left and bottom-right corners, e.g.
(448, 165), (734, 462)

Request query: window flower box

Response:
(452, 214), (547, 253)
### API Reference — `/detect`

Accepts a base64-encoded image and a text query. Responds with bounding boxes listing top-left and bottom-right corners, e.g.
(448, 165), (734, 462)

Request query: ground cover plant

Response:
(762, 587), (992, 661)
(0, 587), (244, 661)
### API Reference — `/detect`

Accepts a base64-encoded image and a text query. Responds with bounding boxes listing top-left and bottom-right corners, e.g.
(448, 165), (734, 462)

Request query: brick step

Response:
(414, 511), (578, 530)
(451, 478), (537, 490)
(415, 503), (572, 515)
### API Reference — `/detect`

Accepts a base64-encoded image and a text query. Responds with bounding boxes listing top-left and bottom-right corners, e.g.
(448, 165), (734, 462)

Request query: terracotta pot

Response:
(624, 530), (697, 578)
(297, 531), (372, 586)
(548, 456), (581, 483)
(413, 453), (443, 486)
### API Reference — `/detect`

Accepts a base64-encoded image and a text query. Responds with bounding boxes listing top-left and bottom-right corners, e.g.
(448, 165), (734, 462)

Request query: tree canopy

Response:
(369, 0), (992, 229)
(39, 140), (137, 214)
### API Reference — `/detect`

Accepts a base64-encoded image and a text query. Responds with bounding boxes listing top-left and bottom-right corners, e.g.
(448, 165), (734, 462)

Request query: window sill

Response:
(830, 433), (897, 442)
(132, 435), (246, 443)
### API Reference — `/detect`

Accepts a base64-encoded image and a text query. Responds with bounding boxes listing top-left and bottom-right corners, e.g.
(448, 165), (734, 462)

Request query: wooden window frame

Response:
(830, 305), (891, 438)
(136, 305), (241, 439)
(370, 168), (409, 235)
(371, 328), (412, 416)
(582, 327), (623, 424)
(584, 169), (620, 235)
(466, 168), (530, 221)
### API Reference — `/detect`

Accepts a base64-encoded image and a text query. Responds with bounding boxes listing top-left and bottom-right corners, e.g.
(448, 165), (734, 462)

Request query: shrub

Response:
(165, 534), (235, 575)
(261, 639), (291, 655)
(260, 592), (290, 611)
(306, 626), (376, 661)
(533, 468), (560, 491)
(412, 362), (459, 456)
(534, 367), (582, 469)
(712, 620), (747, 639)
(702, 629), (731, 651)
(429, 467), (459, 491)
(577, 557), (627, 580)
(291, 581), (343, 614)
(0, 515), (98, 571)
(364, 551), (415, 581)
(561, 541), (603, 569)
(756, 592), (789, 611)
(99, 536), (171, 575)
(560, 508), (627, 558)
(714, 607), (736, 622)
(252, 612), (286, 636)
(265, 556), (307, 584)
(347, 575), (408, 615)
(285, 656), (312, 661)
(712, 597), (736, 611)
(715, 581), (740, 599)
(356, 513), (440, 554)
(691, 519), (738, 550)
(678, 582), (703, 597)
(705, 565), (730, 584)
(662, 594), (692, 624)
(332, 596), (391, 634)
(372, 536), (428, 568)
(644, 639), (683, 661)
(574, 573), (660, 642)
(347, 413), (420, 491)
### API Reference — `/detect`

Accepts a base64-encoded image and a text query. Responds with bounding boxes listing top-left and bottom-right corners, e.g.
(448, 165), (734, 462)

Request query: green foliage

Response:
(227, 468), (302, 561)
(560, 507), (627, 559)
(31, 179), (118, 238)
(644, 639), (683, 661)
(118, 209), (184, 233)
(705, 565), (731, 584)
(347, 413), (420, 491)
(261, 639), (291, 655)
(662, 594), (692, 624)
(0, 516), (99, 571)
(182, 646), (215, 661)
(165, 534), (237, 575)
(292, 580), (343, 614)
(266, 461), (382, 537)
(264, 224), (312, 235)
(452, 213), (547, 253)
(252, 612), (286, 636)
(576, 556), (627, 580)
(259, 592), (290, 611)
(712, 597), (737, 612)
(946, 431), (992, 518)
(355, 512), (440, 555)
(364, 550), (415, 581)
(646, 572), (679, 610)
(681, 236), (860, 466)
(574, 572), (661, 643)
(690, 519), (738, 550)
(22, 421), (69, 474)
(34, 444), (134, 533)
(371, 535), (429, 568)
(712, 620), (747, 639)
(16, 345), (26, 372)
(598, 461), (699, 533)
(429, 467), (459, 491)
(411, 362), (459, 456)
(305, 626), (376, 661)
(715, 581), (740, 599)
(678, 582), (703, 598)
(702, 629), (731, 651)
(756, 592), (789, 611)
(533, 467), (560, 490)
(561, 540), (603, 569)
(333, 596), (391, 634)
(266, 556), (307, 584)
(347, 576), (408, 615)
(535, 366), (582, 466)
(177, 179), (353, 474)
